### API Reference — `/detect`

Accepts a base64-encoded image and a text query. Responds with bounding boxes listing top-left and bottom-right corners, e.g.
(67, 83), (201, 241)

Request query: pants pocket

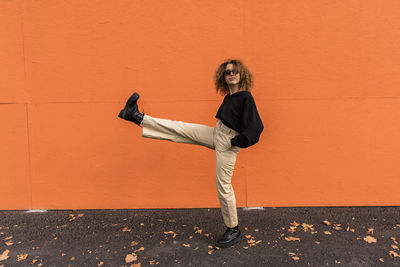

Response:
(215, 131), (239, 152)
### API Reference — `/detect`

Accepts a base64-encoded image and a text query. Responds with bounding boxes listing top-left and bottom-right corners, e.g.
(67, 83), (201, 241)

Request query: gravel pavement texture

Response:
(1, 207), (400, 266)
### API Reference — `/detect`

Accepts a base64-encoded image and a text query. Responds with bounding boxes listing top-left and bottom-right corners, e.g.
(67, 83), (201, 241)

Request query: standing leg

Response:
(215, 149), (239, 228)
(213, 121), (241, 248)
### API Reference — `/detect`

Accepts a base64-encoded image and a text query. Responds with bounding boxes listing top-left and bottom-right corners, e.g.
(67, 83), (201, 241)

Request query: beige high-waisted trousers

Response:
(142, 115), (240, 228)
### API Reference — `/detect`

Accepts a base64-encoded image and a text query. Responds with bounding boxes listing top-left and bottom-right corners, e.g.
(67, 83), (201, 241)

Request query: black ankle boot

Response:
(118, 92), (144, 126)
(215, 226), (241, 248)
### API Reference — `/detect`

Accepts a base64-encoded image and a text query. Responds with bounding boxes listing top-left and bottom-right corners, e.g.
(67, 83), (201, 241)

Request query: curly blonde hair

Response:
(214, 59), (253, 95)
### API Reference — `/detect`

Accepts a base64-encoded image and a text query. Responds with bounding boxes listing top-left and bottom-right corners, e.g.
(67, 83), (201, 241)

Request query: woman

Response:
(118, 59), (263, 248)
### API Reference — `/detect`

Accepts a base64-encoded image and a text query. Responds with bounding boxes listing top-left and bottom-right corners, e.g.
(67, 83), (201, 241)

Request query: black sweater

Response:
(216, 91), (264, 148)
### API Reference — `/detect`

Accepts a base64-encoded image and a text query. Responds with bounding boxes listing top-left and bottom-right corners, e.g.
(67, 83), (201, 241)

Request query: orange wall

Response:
(2, 0), (400, 209)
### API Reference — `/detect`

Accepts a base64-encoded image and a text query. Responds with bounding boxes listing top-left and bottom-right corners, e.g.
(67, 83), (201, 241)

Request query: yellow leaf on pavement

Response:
(134, 247), (144, 253)
(0, 250), (10, 261)
(164, 231), (177, 238)
(125, 254), (137, 263)
(17, 253), (28, 261)
(285, 237), (300, 242)
(301, 223), (314, 231)
(363, 235), (377, 243)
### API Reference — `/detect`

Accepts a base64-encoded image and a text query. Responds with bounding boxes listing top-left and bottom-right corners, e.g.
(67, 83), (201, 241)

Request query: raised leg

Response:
(141, 115), (215, 150)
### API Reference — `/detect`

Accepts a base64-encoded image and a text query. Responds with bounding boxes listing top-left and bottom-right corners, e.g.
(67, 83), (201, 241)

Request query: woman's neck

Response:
(229, 84), (240, 95)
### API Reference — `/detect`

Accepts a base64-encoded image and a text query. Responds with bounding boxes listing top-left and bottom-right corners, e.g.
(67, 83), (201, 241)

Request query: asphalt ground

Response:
(0, 207), (400, 267)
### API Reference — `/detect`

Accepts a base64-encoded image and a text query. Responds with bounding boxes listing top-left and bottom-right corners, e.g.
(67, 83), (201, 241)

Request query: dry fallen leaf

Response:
(125, 254), (138, 263)
(68, 214), (76, 221)
(122, 227), (131, 232)
(132, 263), (141, 267)
(379, 258), (384, 262)
(131, 241), (139, 247)
(164, 231), (177, 238)
(182, 243), (191, 247)
(194, 229), (203, 234)
(5, 241), (13, 246)
(391, 244), (399, 250)
(288, 226), (296, 233)
(367, 228), (374, 235)
(285, 237), (300, 242)
(302, 223), (314, 232)
(134, 247), (144, 253)
(390, 251), (400, 258)
(3, 236), (12, 241)
(98, 262), (104, 266)
(17, 253), (28, 261)
(31, 259), (38, 264)
(0, 250), (10, 261)
(290, 221), (300, 227)
(292, 256), (300, 261)
(322, 220), (331, 226)
(70, 257), (75, 261)
(324, 231), (332, 235)
(333, 224), (342, 231)
(363, 236), (377, 243)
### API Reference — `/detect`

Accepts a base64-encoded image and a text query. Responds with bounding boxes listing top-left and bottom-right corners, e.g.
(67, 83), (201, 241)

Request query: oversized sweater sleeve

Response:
(230, 94), (264, 148)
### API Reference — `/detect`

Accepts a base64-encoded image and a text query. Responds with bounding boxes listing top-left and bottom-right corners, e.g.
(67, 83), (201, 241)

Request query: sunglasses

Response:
(224, 69), (239, 76)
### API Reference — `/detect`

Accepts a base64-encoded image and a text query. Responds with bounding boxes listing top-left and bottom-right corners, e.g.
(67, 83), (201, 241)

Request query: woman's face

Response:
(224, 63), (240, 86)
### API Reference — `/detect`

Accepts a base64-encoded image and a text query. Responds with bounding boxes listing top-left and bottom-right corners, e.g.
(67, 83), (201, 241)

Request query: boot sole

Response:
(215, 235), (242, 248)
